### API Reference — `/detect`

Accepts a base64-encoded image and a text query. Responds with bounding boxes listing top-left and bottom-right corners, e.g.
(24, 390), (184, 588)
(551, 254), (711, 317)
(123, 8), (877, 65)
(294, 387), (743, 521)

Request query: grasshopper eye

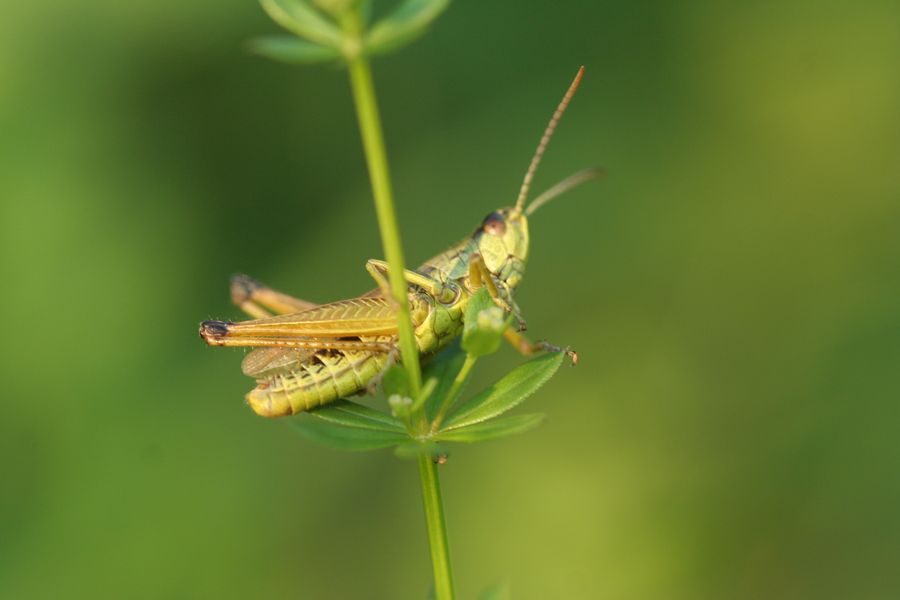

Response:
(482, 213), (506, 236)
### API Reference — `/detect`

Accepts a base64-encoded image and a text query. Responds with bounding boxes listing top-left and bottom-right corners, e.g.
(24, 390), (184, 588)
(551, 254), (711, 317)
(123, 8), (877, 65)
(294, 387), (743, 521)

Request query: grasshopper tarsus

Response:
(534, 340), (578, 365)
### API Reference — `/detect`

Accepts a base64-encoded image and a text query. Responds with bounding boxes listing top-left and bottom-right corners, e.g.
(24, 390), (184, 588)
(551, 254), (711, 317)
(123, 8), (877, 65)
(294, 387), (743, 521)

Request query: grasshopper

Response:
(199, 66), (599, 417)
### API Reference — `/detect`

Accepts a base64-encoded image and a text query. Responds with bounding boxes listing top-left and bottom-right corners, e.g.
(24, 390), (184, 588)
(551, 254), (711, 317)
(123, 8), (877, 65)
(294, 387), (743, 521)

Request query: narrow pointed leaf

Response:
(247, 35), (340, 64)
(260, 0), (343, 48)
(423, 344), (468, 421)
(310, 0), (357, 16)
(289, 415), (407, 451)
(364, 0), (450, 56)
(444, 351), (564, 430)
(435, 413), (545, 443)
(308, 399), (406, 432)
(410, 375), (437, 415)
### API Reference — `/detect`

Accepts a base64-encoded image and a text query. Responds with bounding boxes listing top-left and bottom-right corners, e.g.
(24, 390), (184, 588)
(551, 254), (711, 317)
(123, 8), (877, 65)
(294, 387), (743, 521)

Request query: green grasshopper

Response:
(199, 67), (599, 417)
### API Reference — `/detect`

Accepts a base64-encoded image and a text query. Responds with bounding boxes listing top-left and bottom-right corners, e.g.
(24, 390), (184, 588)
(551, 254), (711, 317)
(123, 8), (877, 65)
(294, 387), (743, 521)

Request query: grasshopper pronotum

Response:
(200, 67), (598, 417)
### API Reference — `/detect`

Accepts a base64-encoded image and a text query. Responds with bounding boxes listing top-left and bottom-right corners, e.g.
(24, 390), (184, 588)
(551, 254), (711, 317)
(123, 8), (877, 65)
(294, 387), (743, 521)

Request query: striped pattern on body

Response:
(245, 338), (394, 417)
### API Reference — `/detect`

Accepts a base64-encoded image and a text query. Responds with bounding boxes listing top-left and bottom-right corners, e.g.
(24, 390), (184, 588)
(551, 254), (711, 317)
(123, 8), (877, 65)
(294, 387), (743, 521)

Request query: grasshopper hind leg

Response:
(230, 273), (318, 318)
(208, 275), (405, 416)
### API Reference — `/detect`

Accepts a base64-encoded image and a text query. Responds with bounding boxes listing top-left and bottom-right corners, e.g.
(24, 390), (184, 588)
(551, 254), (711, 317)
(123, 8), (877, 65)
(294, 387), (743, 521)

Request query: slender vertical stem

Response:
(343, 16), (422, 397)
(418, 454), (455, 600)
(341, 12), (451, 598)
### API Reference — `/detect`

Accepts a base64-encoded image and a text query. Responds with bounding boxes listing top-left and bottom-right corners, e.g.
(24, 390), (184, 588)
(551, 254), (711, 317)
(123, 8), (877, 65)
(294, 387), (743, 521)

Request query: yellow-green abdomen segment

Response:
(246, 348), (392, 417)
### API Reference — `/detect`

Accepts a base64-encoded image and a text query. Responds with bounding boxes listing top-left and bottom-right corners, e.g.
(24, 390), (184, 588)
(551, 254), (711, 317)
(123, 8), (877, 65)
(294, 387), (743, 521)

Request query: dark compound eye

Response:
(482, 212), (506, 235)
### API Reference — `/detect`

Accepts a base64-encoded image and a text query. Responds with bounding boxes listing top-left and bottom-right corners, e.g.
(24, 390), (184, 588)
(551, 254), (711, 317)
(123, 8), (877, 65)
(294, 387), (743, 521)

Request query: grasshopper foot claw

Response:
(534, 340), (577, 364)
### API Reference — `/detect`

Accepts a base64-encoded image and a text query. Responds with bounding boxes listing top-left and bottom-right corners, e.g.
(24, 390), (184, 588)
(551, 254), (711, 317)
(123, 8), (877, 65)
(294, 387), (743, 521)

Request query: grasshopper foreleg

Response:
(467, 254), (527, 326)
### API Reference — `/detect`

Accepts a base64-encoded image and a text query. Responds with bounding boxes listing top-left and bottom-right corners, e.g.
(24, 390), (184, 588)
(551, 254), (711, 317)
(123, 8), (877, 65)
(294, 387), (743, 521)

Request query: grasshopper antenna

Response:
(525, 167), (604, 216)
(513, 65), (585, 215)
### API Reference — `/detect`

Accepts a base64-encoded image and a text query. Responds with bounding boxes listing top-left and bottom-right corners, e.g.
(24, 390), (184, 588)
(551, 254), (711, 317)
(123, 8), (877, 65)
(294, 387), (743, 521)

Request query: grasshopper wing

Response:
(213, 296), (399, 339)
(241, 347), (317, 378)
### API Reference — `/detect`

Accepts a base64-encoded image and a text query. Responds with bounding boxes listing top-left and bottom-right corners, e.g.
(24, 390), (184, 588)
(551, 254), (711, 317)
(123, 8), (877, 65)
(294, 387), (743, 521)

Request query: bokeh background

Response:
(2, 1), (899, 598)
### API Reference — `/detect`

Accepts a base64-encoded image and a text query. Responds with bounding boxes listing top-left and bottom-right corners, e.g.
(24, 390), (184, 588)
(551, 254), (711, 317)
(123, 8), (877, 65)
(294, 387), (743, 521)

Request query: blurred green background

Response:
(2, 1), (899, 598)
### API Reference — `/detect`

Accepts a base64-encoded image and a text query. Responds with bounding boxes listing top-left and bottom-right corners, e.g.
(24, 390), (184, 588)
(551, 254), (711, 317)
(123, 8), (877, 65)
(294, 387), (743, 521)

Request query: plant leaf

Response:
(310, 0), (359, 17)
(422, 344), (468, 421)
(410, 375), (438, 415)
(308, 399), (406, 432)
(247, 35), (340, 64)
(435, 413), (545, 443)
(462, 287), (506, 357)
(364, 0), (450, 56)
(289, 415), (407, 451)
(443, 352), (564, 430)
(260, 0), (343, 48)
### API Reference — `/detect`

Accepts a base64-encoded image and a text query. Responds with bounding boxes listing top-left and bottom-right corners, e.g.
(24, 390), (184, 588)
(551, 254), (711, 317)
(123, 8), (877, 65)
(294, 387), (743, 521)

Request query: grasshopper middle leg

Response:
(503, 326), (578, 365)
(365, 259), (458, 304)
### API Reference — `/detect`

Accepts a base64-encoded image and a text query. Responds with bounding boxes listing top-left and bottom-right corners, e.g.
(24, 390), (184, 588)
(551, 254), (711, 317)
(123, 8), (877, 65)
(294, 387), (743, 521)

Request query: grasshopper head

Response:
(474, 207), (530, 288)
(471, 67), (601, 291)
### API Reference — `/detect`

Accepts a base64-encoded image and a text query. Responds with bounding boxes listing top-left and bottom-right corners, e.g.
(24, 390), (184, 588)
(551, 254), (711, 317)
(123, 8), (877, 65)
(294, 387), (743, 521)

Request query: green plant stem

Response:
(418, 453), (455, 600)
(341, 10), (453, 600)
(431, 353), (477, 433)
(343, 15), (422, 398)
(341, 12), (451, 597)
